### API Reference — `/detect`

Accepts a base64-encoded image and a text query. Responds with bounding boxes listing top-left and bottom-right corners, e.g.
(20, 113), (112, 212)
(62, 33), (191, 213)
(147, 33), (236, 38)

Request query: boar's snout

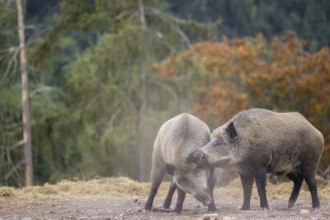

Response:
(194, 190), (213, 206)
(187, 150), (210, 168)
(187, 149), (207, 163)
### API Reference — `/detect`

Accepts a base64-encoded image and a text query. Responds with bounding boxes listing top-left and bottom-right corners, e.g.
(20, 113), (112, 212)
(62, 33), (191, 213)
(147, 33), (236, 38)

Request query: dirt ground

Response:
(0, 177), (329, 219)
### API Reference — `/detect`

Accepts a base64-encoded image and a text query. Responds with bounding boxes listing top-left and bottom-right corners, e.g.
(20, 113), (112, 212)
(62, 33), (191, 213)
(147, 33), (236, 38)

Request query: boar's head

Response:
(166, 163), (214, 206)
(187, 121), (238, 168)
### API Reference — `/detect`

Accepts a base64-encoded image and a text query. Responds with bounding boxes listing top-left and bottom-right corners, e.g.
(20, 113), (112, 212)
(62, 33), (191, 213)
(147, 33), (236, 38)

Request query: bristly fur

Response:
(192, 108), (324, 210)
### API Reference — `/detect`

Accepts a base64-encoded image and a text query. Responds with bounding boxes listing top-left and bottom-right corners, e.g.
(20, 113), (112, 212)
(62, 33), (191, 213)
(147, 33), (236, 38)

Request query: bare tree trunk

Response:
(16, 0), (33, 186)
(137, 0), (147, 181)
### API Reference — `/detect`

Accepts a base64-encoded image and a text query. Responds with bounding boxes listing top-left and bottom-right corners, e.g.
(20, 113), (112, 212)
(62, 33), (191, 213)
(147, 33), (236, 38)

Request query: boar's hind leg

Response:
(255, 169), (269, 209)
(174, 187), (186, 213)
(301, 168), (320, 209)
(286, 172), (303, 209)
(239, 174), (254, 210)
(163, 180), (177, 209)
(144, 165), (166, 211)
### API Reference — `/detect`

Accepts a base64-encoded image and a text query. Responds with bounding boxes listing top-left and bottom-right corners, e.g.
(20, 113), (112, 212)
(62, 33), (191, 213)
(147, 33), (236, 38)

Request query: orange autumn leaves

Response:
(155, 33), (330, 167)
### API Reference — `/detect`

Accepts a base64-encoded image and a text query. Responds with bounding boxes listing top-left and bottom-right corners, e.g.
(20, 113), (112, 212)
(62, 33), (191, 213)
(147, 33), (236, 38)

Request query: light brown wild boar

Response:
(144, 113), (220, 213)
(188, 108), (324, 210)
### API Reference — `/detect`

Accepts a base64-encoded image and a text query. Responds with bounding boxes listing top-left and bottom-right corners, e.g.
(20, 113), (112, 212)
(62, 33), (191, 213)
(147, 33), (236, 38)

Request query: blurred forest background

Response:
(0, 0), (329, 187)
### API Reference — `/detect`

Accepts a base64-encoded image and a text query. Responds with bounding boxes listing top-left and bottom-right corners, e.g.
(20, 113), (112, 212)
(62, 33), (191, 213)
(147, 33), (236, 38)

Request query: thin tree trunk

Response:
(137, 0), (147, 181)
(16, 0), (33, 186)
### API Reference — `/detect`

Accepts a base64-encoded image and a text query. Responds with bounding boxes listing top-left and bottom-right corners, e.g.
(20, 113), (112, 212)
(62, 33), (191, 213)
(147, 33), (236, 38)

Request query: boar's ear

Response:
(226, 121), (237, 140)
(165, 163), (176, 176)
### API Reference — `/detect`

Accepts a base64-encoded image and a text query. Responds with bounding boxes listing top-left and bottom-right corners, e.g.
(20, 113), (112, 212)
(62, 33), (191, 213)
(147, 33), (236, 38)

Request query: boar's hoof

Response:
(173, 208), (182, 214)
(312, 207), (320, 211)
(207, 207), (218, 213)
(260, 203), (269, 210)
(288, 201), (295, 209)
(312, 203), (320, 210)
(142, 208), (151, 212)
(240, 205), (250, 210)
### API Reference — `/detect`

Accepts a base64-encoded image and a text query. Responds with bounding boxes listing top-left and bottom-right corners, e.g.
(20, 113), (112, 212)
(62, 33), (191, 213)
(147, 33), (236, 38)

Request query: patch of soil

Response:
(0, 177), (329, 219)
(1, 196), (330, 219)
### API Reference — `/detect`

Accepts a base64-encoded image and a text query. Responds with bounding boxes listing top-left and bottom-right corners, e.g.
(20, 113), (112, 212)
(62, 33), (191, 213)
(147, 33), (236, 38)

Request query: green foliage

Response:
(62, 2), (215, 180)
(0, 0), (23, 186)
(168, 0), (330, 52)
(0, 0), (19, 86)
(0, 0), (216, 185)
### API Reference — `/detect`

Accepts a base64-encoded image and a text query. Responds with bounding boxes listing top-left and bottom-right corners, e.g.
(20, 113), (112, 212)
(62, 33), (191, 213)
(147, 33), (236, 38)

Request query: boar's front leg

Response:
(207, 197), (217, 213)
(239, 173), (254, 210)
(207, 168), (217, 212)
(163, 180), (177, 209)
(174, 187), (186, 213)
(254, 168), (269, 209)
(286, 172), (303, 209)
(144, 163), (166, 211)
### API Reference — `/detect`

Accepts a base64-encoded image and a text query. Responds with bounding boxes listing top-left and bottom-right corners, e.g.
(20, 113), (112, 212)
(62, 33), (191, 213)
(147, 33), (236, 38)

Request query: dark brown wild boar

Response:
(188, 108), (324, 210)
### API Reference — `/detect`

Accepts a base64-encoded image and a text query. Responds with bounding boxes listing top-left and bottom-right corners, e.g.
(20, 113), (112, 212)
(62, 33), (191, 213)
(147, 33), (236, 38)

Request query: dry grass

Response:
(0, 177), (170, 199)
(0, 176), (328, 200)
(214, 175), (330, 200)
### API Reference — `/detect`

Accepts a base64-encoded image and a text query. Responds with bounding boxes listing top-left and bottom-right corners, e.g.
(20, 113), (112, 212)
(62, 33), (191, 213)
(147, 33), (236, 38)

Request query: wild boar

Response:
(144, 113), (219, 213)
(187, 108), (324, 210)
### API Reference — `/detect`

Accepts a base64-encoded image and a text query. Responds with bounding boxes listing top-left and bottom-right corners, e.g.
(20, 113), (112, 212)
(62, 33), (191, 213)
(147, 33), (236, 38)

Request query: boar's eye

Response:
(213, 139), (224, 147)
